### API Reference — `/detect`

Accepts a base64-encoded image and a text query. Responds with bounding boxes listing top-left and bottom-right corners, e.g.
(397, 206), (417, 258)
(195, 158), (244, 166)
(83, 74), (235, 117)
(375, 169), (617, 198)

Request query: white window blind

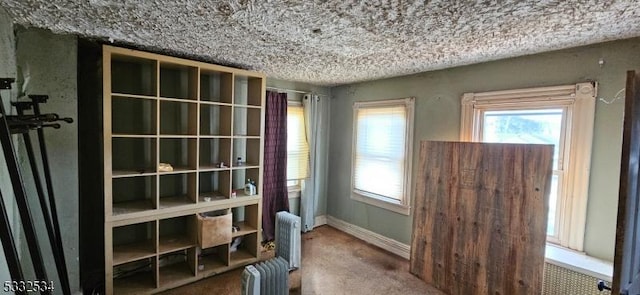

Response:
(287, 105), (309, 180)
(351, 97), (414, 217)
(354, 105), (407, 200)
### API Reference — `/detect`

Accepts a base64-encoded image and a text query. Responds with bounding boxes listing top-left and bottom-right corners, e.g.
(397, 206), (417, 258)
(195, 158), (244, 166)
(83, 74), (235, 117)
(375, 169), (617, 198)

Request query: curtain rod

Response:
(266, 86), (331, 98)
(266, 86), (309, 94)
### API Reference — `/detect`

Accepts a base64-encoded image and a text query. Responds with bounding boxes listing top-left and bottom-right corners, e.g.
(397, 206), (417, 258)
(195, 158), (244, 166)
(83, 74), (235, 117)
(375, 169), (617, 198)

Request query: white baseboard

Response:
(326, 216), (410, 260)
(314, 215), (327, 226)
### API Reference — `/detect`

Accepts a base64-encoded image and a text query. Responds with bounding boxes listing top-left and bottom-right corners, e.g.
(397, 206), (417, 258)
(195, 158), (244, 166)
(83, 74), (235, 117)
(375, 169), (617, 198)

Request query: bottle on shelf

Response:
(244, 178), (256, 196)
(236, 157), (244, 166)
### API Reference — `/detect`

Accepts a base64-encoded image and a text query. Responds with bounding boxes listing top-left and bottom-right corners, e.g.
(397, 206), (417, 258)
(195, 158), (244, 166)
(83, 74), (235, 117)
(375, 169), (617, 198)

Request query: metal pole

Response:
(15, 101), (71, 295)
(0, 78), (50, 293)
(0, 189), (26, 295)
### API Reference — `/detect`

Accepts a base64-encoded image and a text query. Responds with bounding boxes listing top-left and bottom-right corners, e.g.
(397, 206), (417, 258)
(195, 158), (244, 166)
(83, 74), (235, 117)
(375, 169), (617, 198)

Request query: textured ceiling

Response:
(1, 0), (640, 86)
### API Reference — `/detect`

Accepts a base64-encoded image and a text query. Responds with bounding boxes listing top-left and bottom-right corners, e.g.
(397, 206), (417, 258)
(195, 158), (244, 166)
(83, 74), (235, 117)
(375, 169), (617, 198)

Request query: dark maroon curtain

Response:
(262, 91), (289, 242)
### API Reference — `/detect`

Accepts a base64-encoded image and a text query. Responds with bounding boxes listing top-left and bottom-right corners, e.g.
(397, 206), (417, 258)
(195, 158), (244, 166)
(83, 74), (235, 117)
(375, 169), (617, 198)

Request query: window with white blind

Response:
(351, 98), (414, 215)
(460, 83), (596, 250)
(287, 103), (309, 190)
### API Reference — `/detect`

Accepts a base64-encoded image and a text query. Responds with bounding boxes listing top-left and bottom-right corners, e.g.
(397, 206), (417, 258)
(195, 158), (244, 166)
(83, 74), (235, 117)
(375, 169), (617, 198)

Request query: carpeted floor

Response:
(159, 225), (443, 295)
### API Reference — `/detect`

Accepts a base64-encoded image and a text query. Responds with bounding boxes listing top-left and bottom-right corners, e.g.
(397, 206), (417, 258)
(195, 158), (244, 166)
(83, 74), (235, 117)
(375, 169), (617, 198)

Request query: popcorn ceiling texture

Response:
(1, 0), (640, 85)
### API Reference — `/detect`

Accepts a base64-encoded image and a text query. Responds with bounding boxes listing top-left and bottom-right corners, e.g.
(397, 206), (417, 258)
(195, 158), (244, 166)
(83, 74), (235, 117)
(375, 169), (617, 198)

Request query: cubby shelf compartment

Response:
(159, 215), (197, 254)
(229, 232), (258, 267)
(200, 138), (232, 170)
(200, 104), (232, 136)
(112, 222), (157, 266)
(232, 168), (260, 196)
(233, 75), (263, 107)
(199, 171), (231, 202)
(159, 173), (197, 209)
(232, 138), (260, 168)
(232, 106), (261, 137)
(200, 70), (233, 103)
(232, 222), (258, 238)
(158, 248), (197, 288)
(112, 258), (157, 295)
(111, 54), (157, 97)
(112, 96), (157, 135)
(231, 203), (259, 238)
(112, 137), (157, 176)
(160, 100), (198, 135)
(160, 62), (197, 100)
(112, 175), (157, 216)
(159, 138), (197, 172)
(198, 244), (229, 275)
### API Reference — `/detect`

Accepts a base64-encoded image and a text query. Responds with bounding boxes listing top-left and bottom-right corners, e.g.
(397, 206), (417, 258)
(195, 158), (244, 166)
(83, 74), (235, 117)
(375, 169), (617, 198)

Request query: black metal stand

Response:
(0, 78), (73, 295)
(0, 189), (25, 295)
(0, 78), (50, 294)
(14, 99), (71, 295)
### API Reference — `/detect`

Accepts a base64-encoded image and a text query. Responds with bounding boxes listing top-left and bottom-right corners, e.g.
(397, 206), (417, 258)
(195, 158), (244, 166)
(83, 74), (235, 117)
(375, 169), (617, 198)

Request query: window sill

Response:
(545, 243), (613, 282)
(351, 191), (410, 215)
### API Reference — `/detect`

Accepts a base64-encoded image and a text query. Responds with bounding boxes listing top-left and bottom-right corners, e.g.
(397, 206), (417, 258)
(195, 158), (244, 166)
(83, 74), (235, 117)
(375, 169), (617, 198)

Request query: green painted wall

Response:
(329, 38), (640, 262)
(0, 5), (18, 286)
(14, 28), (79, 293)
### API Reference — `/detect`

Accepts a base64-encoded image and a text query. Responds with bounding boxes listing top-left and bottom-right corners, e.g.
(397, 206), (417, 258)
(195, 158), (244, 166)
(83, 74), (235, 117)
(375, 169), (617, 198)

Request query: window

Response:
(287, 102), (309, 191)
(460, 83), (596, 250)
(351, 98), (415, 215)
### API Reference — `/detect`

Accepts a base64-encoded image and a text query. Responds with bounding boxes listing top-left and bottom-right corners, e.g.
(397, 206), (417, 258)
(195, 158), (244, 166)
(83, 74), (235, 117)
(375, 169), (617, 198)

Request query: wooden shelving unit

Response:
(103, 45), (265, 294)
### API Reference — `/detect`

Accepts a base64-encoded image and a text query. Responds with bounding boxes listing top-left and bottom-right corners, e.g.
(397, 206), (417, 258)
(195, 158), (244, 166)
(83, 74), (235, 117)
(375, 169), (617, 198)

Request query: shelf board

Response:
(113, 240), (156, 266)
(232, 135), (260, 139)
(112, 93), (157, 100)
(200, 101), (232, 107)
(159, 262), (196, 288)
(112, 170), (156, 178)
(233, 104), (261, 109)
(158, 96), (198, 103)
(193, 195), (260, 213)
(158, 168), (197, 175)
(231, 163), (259, 170)
(200, 134), (233, 138)
(113, 200), (155, 216)
(112, 134), (157, 138)
(199, 135), (232, 139)
(232, 221), (257, 238)
(198, 165), (231, 172)
(199, 192), (228, 203)
(229, 248), (257, 267)
(113, 269), (156, 295)
(232, 191), (260, 199)
(159, 235), (195, 254)
(198, 254), (227, 274)
(159, 134), (197, 138)
(159, 196), (195, 209)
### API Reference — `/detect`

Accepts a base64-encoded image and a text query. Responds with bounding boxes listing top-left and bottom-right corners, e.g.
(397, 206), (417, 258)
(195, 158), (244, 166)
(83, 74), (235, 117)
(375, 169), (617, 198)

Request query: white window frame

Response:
(351, 97), (415, 216)
(460, 82), (596, 250)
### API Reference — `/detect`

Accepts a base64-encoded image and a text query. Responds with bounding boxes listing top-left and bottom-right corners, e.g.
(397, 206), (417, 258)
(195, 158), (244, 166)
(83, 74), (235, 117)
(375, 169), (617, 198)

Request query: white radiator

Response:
(275, 211), (301, 270)
(242, 257), (290, 295)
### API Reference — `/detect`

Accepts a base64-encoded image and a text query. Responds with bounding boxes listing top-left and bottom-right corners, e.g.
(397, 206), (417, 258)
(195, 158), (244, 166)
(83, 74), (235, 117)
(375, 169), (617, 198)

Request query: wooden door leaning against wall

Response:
(613, 70), (640, 295)
(410, 141), (553, 295)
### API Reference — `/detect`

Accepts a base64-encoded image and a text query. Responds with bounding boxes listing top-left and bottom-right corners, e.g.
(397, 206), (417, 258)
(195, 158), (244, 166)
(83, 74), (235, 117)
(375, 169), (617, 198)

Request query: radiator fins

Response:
(542, 263), (611, 295)
(275, 211), (301, 270)
(242, 257), (289, 295)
